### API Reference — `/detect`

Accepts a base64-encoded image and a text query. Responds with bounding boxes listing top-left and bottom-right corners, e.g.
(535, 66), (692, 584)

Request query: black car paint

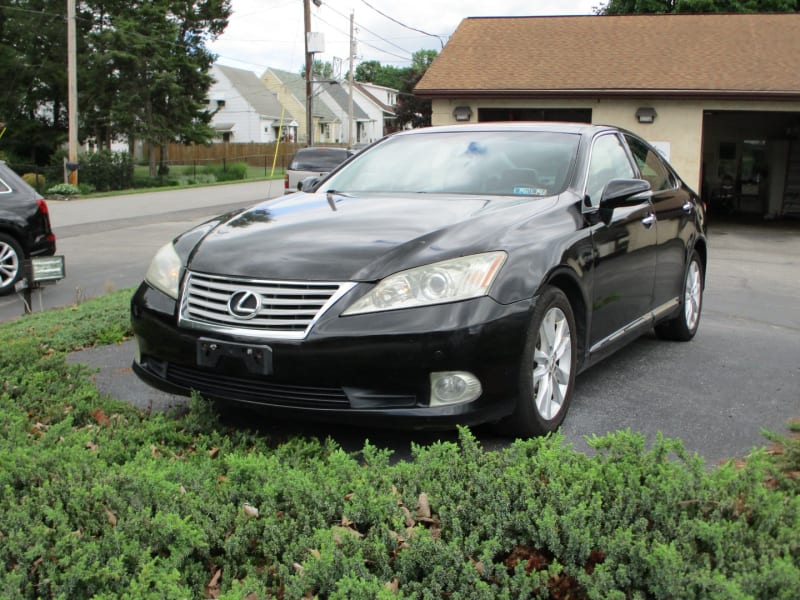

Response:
(0, 167), (56, 258)
(132, 123), (707, 430)
(0, 163), (57, 293)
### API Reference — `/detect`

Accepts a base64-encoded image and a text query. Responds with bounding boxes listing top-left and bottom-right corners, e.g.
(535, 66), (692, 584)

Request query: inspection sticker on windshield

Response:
(513, 186), (548, 196)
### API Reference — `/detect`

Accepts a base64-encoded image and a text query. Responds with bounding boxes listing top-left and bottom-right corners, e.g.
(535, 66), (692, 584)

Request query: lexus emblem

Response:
(228, 290), (262, 320)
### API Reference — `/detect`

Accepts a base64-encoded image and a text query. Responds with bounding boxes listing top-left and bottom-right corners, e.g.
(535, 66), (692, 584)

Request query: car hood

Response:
(186, 191), (556, 281)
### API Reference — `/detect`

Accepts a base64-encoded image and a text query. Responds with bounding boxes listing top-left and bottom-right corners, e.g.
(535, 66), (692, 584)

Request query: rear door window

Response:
(290, 149), (351, 170)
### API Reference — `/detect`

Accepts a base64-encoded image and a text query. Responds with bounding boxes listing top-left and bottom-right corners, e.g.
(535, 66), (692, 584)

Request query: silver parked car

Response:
(284, 147), (353, 194)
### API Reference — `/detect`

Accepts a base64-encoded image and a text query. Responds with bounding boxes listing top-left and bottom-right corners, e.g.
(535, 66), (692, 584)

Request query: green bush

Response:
(79, 150), (134, 191)
(45, 182), (80, 196)
(0, 291), (797, 599)
(205, 161), (248, 182)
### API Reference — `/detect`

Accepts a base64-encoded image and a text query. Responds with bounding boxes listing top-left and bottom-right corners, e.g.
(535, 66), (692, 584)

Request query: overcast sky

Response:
(209, 0), (602, 76)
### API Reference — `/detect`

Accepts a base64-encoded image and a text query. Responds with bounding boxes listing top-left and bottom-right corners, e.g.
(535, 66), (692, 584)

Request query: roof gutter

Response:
(414, 88), (800, 101)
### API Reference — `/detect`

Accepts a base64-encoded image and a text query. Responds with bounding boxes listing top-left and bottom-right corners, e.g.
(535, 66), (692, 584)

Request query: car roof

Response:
(392, 122), (611, 137)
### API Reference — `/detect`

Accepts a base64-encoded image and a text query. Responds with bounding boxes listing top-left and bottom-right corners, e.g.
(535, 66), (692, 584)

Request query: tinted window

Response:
(290, 149), (351, 170)
(478, 108), (592, 123)
(323, 131), (581, 196)
(585, 134), (636, 205)
(624, 135), (674, 191)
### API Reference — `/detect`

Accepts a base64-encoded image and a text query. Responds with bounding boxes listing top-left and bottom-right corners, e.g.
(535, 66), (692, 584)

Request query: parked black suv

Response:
(0, 162), (57, 294)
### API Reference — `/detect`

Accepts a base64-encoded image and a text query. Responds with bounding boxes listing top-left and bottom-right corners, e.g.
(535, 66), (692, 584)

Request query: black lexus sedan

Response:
(132, 123), (707, 436)
(0, 162), (57, 295)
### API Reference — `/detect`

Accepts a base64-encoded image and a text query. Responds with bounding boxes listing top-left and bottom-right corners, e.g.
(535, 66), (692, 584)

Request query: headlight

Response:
(145, 242), (183, 299)
(343, 251), (506, 315)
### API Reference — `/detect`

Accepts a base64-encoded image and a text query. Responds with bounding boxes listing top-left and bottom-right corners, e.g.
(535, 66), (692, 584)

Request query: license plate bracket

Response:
(196, 338), (273, 375)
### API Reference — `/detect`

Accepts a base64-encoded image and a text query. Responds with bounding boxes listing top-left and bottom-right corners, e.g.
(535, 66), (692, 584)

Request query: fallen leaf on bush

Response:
(416, 493), (431, 519)
(309, 548), (321, 559)
(104, 506), (117, 527)
(242, 503), (259, 518)
(85, 441), (98, 452)
(392, 485), (402, 503)
(401, 506), (415, 527)
(150, 444), (161, 457)
(385, 578), (399, 592)
(344, 492), (355, 501)
(208, 447), (220, 458)
(332, 525), (363, 545)
(470, 558), (484, 576)
(341, 516), (353, 527)
(179, 485), (187, 495)
(91, 409), (110, 427)
(204, 568), (222, 599)
(292, 562), (304, 575)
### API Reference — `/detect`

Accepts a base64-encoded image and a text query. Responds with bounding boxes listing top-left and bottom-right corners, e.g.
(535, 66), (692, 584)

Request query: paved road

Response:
(46, 183), (800, 466)
(0, 180), (284, 320)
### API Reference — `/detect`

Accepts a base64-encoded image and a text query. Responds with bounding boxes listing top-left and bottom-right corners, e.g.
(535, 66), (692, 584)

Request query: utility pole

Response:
(66, 0), (78, 184)
(304, 0), (313, 147)
(348, 11), (355, 148)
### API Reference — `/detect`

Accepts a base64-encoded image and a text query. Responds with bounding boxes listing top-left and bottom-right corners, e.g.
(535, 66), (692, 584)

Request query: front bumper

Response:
(131, 282), (533, 429)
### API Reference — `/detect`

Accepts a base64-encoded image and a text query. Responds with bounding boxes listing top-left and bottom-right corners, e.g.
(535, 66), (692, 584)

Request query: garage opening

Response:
(702, 110), (800, 220)
(478, 108), (592, 123)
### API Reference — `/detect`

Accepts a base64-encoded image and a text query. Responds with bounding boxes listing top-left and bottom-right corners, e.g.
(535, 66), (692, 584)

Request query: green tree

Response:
(396, 50), (438, 129)
(0, 0), (230, 172)
(597, 0), (798, 14)
(0, 1), (94, 163)
(85, 0), (230, 175)
(301, 59), (334, 79)
(354, 60), (406, 90)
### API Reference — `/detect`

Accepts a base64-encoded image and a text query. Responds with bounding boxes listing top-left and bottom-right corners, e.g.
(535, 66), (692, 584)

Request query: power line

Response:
(360, 0), (445, 48)
(323, 2), (410, 57)
(313, 12), (411, 62)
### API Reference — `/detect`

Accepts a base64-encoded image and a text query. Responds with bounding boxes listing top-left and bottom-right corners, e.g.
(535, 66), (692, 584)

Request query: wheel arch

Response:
(692, 237), (708, 284)
(542, 268), (589, 367)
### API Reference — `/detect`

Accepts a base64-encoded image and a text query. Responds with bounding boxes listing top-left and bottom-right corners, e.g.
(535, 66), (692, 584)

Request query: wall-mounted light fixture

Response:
(452, 106), (473, 122)
(635, 107), (657, 124)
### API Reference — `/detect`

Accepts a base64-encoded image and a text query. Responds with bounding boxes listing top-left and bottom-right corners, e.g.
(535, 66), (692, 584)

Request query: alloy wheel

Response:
(0, 241), (20, 288)
(684, 260), (702, 331)
(532, 306), (573, 420)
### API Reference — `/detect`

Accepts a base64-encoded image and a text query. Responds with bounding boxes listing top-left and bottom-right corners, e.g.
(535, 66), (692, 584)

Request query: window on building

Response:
(478, 108), (592, 123)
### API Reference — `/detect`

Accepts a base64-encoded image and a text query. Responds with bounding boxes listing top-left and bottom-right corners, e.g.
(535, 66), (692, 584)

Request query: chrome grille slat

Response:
(178, 271), (356, 340)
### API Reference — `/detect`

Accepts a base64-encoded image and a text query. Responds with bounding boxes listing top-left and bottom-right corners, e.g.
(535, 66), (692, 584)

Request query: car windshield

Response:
(323, 130), (580, 196)
(290, 149), (351, 170)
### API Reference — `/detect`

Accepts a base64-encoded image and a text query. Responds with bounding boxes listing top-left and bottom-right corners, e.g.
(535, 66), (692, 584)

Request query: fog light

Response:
(429, 372), (482, 406)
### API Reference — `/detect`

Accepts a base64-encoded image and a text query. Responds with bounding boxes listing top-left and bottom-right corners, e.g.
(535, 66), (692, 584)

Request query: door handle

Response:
(641, 213), (656, 228)
(682, 201), (693, 213)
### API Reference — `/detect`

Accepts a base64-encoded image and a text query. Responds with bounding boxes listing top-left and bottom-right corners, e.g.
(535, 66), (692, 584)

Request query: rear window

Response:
(290, 148), (351, 171)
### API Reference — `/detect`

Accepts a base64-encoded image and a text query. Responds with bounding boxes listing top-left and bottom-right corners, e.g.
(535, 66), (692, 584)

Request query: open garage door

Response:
(702, 110), (800, 221)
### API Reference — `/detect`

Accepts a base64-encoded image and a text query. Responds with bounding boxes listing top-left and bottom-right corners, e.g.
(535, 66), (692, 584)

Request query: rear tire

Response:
(0, 234), (24, 296)
(655, 250), (704, 342)
(502, 286), (577, 437)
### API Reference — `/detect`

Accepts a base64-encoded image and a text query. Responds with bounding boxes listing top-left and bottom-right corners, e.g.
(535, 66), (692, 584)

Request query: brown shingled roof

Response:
(415, 14), (800, 98)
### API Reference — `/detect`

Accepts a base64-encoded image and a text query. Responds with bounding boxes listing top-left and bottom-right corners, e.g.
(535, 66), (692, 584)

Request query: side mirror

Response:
(600, 178), (651, 209)
(298, 176), (321, 193)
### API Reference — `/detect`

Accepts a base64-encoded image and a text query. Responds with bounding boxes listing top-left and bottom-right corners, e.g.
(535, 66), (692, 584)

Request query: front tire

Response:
(0, 234), (24, 296)
(503, 286), (577, 437)
(655, 250), (704, 341)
